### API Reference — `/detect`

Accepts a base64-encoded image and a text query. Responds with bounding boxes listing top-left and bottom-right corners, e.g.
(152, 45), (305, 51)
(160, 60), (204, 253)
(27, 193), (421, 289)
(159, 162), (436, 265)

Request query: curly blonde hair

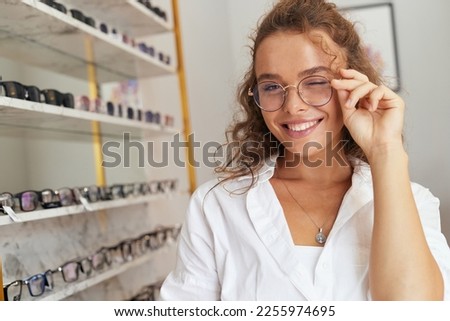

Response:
(215, 0), (381, 186)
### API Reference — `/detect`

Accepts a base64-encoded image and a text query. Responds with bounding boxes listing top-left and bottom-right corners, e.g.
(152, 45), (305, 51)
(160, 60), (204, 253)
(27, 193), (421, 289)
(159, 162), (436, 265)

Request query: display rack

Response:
(0, 96), (179, 138)
(61, 0), (173, 36)
(0, 0), (174, 82)
(0, 191), (184, 226)
(0, 0), (191, 301)
(39, 244), (175, 301)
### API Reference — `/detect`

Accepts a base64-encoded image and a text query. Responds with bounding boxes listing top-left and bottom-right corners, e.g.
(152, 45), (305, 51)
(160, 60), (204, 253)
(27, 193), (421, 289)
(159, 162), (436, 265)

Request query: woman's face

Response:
(254, 31), (345, 162)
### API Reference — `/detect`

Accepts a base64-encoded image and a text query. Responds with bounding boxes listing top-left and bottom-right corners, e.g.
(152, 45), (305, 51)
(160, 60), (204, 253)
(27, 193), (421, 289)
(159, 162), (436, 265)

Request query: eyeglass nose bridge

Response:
(280, 83), (307, 109)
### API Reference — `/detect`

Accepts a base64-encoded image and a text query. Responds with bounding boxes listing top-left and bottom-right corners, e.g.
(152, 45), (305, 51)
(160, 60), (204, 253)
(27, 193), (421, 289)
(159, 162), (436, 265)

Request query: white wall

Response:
(390, 0), (450, 237)
(177, 0), (235, 185)
(180, 0), (450, 238)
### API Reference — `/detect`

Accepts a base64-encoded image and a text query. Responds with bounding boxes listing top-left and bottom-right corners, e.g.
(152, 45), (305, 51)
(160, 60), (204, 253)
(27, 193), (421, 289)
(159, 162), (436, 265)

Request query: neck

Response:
(275, 150), (353, 186)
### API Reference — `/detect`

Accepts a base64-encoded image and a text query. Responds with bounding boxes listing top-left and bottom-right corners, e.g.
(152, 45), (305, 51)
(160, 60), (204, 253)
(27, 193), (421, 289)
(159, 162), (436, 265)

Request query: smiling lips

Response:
(282, 119), (322, 138)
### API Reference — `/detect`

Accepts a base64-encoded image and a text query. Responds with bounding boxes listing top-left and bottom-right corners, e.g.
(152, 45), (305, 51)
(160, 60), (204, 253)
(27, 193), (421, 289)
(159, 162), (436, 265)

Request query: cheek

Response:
(261, 112), (283, 141)
(261, 112), (275, 129)
(327, 95), (344, 123)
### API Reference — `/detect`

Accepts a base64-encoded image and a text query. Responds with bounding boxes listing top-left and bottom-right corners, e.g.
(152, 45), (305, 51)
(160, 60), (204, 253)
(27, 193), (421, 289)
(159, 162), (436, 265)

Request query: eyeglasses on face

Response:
(248, 75), (333, 112)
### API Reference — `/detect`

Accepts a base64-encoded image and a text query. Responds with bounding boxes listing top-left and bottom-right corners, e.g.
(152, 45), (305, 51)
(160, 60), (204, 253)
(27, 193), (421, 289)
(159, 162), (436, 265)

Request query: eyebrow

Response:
(256, 66), (333, 83)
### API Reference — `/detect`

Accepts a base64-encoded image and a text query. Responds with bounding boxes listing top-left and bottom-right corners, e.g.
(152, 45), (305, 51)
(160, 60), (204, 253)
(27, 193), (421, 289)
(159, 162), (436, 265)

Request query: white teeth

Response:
(287, 120), (319, 132)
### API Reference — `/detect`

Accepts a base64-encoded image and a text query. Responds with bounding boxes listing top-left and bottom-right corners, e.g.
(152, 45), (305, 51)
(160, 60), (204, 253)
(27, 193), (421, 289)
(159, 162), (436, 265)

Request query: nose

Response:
(282, 85), (309, 114)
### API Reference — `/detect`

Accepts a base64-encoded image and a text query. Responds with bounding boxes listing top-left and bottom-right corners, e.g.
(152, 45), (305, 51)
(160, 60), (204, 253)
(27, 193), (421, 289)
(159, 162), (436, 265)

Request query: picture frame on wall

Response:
(340, 3), (401, 92)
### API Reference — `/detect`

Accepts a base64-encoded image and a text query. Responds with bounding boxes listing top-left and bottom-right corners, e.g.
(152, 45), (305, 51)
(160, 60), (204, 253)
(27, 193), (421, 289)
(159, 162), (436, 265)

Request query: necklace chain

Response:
(278, 178), (333, 245)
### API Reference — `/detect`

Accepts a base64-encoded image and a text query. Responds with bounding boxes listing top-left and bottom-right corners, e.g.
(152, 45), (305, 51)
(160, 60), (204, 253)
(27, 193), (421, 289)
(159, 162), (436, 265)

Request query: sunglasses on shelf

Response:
(70, 9), (95, 28)
(40, 0), (67, 14)
(0, 81), (74, 108)
(0, 188), (76, 213)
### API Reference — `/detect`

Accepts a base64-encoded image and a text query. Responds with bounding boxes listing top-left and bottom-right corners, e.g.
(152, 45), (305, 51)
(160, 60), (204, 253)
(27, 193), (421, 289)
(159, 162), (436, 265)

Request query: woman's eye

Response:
(261, 83), (282, 92)
(303, 78), (329, 87)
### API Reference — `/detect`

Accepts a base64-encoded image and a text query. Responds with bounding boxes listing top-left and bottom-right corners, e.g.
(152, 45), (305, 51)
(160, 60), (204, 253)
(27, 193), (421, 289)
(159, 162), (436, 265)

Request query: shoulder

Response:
(351, 159), (438, 200)
(192, 160), (276, 201)
(350, 160), (440, 213)
(189, 175), (255, 208)
(410, 181), (440, 204)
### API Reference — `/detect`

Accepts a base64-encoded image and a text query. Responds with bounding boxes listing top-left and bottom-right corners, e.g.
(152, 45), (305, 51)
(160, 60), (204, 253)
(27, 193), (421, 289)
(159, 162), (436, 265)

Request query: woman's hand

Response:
(331, 69), (405, 160)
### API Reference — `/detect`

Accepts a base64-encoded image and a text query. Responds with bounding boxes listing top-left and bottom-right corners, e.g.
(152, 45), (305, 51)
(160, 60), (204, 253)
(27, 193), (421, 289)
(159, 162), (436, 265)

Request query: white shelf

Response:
(62, 0), (173, 37)
(0, 0), (175, 82)
(0, 192), (183, 226)
(39, 244), (174, 301)
(0, 96), (179, 138)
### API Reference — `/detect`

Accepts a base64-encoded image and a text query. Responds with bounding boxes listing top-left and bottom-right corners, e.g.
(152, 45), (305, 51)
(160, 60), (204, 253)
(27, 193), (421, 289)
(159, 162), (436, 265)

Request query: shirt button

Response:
(322, 262), (328, 270)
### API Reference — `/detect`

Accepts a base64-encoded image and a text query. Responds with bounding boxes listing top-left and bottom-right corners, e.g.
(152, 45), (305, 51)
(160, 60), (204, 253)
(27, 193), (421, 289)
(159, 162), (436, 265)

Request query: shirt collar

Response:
(235, 154), (277, 184)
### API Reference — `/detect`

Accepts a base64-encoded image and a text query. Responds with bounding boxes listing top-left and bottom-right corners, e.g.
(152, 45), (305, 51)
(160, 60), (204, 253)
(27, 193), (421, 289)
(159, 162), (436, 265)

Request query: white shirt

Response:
(160, 160), (450, 300)
(295, 246), (323, 285)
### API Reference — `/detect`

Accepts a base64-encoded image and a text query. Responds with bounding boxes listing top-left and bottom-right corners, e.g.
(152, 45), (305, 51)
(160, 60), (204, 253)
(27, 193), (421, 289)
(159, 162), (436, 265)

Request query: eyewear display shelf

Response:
(0, 192), (182, 227)
(0, 0), (175, 83)
(39, 244), (175, 301)
(0, 96), (179, 138)
(0, 0), (189, 301)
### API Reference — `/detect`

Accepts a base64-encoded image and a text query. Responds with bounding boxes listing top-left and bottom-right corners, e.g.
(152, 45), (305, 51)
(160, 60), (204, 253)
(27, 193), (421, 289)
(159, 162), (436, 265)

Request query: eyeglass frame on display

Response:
(3, 270), (54, 301)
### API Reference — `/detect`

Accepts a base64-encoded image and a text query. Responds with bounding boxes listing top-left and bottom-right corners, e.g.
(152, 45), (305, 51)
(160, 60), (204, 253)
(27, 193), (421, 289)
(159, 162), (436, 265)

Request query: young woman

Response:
(160, 0), (450, 300)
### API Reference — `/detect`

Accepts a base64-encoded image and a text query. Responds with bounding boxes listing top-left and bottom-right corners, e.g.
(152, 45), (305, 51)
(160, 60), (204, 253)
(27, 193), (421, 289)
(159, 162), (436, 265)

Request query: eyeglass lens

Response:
(58, 188), (74, 206)
(24, 271), (53, 297)
(60, 261), (81, 283)
(1, 192), (15, 211)
(4, 280), (22, 301)
(252, 75), (332, 111)
(17, 191), (39, 211)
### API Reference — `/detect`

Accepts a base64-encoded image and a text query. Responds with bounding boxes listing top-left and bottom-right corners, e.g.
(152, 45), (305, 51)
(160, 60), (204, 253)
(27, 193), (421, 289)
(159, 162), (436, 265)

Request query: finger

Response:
(339, 68), (369, 82)
(345, 82), (378, 109)
(331, 78), (365, 91)
(368, 85), (403, 111)
(336, 88), (357, 122)
(368, 86), (384, 111)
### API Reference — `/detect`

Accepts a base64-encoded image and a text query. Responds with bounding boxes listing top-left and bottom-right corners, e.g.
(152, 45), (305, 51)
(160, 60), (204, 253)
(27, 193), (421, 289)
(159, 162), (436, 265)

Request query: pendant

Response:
(315, 228), (327, 244)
